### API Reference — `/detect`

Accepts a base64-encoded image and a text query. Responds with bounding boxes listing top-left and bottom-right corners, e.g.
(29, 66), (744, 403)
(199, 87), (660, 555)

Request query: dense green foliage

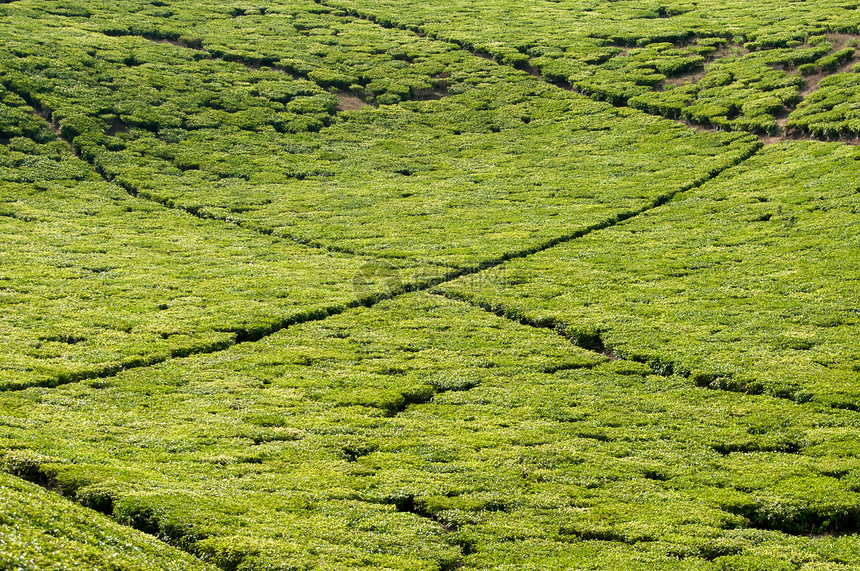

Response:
(628, 43), (814, 134)
(3, 294), (860, 570)
(0, 84), (440, 390)
(788, 68), (860, 137)
(321, 0), (860, 137)
(0, 4), (758, 265)
(1, 0), (859, 570)
(439, 142), (860, 405)
(0, 472), (217, 570)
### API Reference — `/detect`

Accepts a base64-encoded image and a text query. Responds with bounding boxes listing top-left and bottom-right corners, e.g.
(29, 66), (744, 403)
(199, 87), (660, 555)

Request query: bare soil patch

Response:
(336, 91), (370, 111)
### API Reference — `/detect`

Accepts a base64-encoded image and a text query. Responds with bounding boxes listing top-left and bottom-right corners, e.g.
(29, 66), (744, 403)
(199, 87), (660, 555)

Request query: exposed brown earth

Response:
(336, 91), (371, 111)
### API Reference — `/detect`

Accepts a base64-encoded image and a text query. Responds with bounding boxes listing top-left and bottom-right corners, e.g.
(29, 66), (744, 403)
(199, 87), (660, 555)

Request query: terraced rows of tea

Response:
(1, 1), (859, 570)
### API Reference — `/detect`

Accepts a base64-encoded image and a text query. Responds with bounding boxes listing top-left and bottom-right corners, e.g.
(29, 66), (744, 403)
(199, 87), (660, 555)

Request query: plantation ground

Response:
(1, 0), (859, 570)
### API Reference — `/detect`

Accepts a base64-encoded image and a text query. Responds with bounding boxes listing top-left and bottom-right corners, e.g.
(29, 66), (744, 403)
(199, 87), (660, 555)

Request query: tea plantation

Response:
(1, 0), (859, 570)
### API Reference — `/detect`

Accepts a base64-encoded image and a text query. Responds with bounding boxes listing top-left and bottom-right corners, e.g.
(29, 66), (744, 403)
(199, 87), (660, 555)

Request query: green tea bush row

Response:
(1, 93), (438, 390)
(319, 0), (860, 55)
(628, 47), (825, 134)
(317, 0), (860, 137)
(2, 294), (860, 569)
(0, 12), (760, 267)
(0, 3), (757, 391)
(0, 472), (217, 570)
(2, 4), (859, 569)
(12, 0), (486, 106)
(438, 141), (860, 405)
(787, 71), (860, 137)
